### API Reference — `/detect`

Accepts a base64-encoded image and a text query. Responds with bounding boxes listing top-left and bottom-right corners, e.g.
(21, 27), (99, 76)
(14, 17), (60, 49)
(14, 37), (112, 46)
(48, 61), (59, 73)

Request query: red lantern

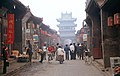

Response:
(107, 17), (113, 26)
(114, 13), (120, 25)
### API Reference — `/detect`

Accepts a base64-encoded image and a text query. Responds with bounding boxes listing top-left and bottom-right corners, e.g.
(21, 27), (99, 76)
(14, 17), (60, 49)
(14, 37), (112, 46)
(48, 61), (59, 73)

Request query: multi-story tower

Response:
(57, 12), (77, 45)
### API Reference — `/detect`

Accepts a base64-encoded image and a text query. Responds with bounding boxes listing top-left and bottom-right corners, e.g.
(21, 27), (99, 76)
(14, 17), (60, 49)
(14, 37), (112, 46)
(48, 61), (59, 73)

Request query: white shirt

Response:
(57, 48), (64, 55)
(42, 46), (47, 52)
(69, 45), (75, 52)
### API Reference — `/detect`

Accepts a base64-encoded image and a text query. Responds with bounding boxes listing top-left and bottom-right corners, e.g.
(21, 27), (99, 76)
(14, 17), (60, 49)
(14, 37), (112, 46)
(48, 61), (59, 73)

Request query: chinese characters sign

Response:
(114, 13), (120, 25)
(107, 17), (113, 26)
(6, 14), (14, 44)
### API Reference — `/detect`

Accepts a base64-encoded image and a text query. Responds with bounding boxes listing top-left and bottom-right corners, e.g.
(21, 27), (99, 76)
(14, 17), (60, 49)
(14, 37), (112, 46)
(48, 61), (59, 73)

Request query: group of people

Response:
(37, 42), (88, 64)
(38, 44), (55, 63)
(38, 43), (64, 63)
(0, 41), (88, 74)
(64, 43), (88, 60)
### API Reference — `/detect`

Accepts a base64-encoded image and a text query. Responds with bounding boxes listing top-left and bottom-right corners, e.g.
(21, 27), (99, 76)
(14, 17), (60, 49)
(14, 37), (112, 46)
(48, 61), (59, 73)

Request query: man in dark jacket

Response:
(76, 43), (81, 59)
(73, 43), (77, 60)
(1, 42), (9, 74)
(80, 43), (87, 60)
(64, 44), (70, 60)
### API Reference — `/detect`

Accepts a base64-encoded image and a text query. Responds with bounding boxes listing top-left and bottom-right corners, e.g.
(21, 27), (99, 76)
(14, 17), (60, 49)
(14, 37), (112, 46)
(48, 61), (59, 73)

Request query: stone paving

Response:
(1, 59), (112, 76)
(94, 59), (112, 76)
(31, 60), (104, 76)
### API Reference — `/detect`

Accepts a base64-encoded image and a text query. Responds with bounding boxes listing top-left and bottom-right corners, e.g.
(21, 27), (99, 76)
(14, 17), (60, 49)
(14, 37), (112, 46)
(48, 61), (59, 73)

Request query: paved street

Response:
(10, 59), (105, 76)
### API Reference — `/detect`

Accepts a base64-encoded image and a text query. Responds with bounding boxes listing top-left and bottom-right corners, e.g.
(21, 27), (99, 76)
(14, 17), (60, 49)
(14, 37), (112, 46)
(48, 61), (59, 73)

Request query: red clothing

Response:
(48, 46), (53, 52)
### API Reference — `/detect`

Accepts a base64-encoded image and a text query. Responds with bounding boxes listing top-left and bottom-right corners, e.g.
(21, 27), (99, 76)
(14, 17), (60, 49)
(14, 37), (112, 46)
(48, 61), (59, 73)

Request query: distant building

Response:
(57, 12), (77, 45)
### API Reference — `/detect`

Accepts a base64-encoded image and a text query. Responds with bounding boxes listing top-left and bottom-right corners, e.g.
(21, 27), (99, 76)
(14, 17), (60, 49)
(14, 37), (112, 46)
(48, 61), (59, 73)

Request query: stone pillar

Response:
(101, 9), (110, 68)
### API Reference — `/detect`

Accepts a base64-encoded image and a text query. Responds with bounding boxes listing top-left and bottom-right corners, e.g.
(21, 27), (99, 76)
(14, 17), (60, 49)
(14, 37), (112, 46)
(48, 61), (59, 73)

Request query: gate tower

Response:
(57, 12), (77, 45)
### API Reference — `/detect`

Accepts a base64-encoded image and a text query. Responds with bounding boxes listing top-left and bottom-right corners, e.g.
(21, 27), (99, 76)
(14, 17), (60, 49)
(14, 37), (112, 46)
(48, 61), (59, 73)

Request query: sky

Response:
(19, 0), (86, 32)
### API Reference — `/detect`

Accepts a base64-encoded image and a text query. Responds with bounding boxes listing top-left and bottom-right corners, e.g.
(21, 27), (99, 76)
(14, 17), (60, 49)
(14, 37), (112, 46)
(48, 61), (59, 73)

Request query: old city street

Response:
(9, 59), (105, 76)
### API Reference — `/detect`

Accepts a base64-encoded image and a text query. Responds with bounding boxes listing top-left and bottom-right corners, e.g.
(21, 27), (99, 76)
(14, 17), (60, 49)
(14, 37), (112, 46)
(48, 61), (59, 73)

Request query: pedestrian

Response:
(69, 43), (75, 60)
(26, 40), (33, 63)
(1, 42), (9, 74)
(76, 43), (81, 59)
(55, 43), (59, 59)
(51, 45), (56, 58)
(38, 47), (44, 63)
(73, 43), (77, 60)
(64, 44), (70, 60)
(79, 43), (87, 60)
(42, 44), (47, 60)
(56, 43), (59, 52)
(47, 45), (54, 62)
(57, 46), (64, 64)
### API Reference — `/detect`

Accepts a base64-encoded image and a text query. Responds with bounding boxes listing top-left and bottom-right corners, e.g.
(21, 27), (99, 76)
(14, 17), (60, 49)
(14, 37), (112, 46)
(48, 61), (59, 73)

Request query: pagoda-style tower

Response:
(57, 12), (77, 45)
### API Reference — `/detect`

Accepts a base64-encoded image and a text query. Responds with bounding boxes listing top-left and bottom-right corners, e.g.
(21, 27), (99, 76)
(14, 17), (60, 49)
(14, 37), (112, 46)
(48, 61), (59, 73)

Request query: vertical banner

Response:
(6, 14), (14, 44)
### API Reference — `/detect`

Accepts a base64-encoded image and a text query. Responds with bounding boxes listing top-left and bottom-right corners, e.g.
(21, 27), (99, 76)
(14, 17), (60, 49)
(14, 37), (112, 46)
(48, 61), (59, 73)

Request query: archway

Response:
(64, 39), (72, 45)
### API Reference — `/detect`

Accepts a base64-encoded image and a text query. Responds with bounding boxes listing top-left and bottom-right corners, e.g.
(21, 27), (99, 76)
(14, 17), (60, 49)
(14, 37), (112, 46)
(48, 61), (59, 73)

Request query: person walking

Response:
(26, 40), (33, 63)
(38, 47), (44, 63)
(42, 44), (47, 60)
(47, 45), (54, 62)
(55, 43), (59, 60)
(80, 43), (87, 60)
(64, 44), (70, 60)
(73, 43), (77, 60)
(69, 43), (75, 60)
(76, 43), (81, 59)
(1, 42), (9, 74)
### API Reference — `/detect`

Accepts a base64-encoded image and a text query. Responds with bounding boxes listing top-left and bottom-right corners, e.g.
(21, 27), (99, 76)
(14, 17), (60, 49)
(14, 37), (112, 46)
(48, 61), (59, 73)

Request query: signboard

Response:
(26, 29), (30, 33)
(6, 14), (14, 44)
(83, 34), (87, 41)
(114, 13), (120, 25)
(33, 34), (38, 42)
(108, 17), (113, 26)
(110, 57), (120, 76)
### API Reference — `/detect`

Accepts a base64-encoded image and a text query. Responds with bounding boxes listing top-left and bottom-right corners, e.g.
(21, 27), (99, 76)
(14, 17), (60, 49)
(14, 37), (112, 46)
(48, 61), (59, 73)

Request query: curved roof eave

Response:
(85, 0), (100, 13)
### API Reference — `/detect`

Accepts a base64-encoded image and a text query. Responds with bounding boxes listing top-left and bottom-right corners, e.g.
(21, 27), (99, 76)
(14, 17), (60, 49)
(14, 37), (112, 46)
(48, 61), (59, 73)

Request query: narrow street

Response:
(11, 59), (104, 76)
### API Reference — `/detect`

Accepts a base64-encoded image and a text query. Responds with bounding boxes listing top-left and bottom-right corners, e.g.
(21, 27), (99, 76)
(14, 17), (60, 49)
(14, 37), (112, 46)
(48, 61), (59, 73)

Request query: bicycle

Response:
(84, 50), (92, 65)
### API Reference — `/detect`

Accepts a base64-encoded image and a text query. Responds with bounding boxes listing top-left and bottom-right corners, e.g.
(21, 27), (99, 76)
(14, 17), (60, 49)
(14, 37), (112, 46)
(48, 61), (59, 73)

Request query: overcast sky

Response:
(19, 0), (86, 32)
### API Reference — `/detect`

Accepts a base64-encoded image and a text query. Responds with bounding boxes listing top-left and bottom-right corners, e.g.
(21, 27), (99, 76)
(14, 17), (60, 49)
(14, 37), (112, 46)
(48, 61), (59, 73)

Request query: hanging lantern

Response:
(114, 13), (120, 25)
(107, 16), (113, 26)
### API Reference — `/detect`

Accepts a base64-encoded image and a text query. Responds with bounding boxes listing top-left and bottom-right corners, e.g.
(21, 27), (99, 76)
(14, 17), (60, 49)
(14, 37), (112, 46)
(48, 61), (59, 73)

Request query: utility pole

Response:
(0, 17), (3, 55)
